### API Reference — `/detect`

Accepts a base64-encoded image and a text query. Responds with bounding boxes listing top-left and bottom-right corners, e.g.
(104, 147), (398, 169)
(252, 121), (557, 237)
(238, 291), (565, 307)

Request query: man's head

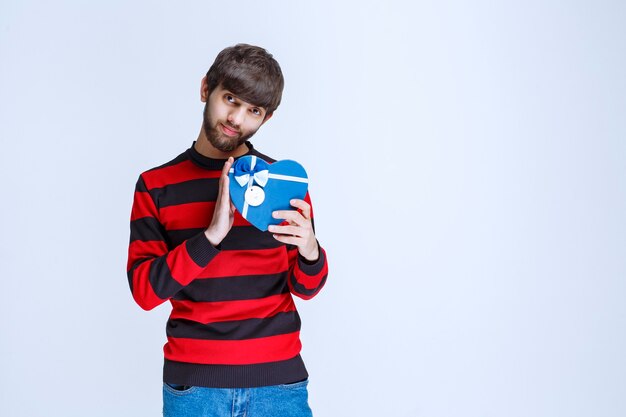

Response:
(201, 44), (284, 153)
(206, 44), (284, 116)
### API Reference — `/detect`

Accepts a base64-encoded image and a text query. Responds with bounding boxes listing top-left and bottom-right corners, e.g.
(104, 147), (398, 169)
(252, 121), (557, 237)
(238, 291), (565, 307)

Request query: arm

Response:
(127, 157), (235, 310)
(269, 193), (329, 300)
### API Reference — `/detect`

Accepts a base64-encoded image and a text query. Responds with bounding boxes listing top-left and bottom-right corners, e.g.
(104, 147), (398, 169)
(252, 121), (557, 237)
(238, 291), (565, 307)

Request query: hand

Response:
(204, 157), (236, 246)
(269, 199), (319, 262)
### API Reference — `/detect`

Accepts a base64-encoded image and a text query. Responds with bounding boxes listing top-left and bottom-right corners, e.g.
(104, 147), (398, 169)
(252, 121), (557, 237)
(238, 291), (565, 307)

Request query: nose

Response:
(227, 107), (246, 128)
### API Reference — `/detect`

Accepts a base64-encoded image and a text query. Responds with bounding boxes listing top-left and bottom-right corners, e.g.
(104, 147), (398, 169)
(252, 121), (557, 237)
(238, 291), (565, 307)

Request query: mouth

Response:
(220, 123), (239, 137)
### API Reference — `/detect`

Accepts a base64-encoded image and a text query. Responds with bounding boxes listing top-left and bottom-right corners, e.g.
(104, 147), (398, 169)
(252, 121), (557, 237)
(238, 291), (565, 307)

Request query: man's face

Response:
(202, 83), (270, 153)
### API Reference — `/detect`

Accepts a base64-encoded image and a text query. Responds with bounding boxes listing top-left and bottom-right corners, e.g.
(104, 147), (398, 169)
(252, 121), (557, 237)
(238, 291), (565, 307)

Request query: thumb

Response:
(221, 175), (230, 201)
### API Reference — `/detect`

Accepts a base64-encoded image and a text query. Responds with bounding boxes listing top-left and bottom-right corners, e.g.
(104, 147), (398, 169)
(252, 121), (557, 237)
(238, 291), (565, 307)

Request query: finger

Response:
(268, 224), (306, 237)
(215, 176), (224, 204)
(272, 210), (306, 226)
(272, 233), (302, 246)
(221, 156), (234, 178)
(220, 175), (230, 205)
(217, 157), (233, 207)
(290, 199), (311, 220)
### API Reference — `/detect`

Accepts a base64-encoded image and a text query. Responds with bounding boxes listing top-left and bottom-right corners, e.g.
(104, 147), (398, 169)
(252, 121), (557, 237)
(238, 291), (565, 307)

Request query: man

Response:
(126, 44), (328, 417)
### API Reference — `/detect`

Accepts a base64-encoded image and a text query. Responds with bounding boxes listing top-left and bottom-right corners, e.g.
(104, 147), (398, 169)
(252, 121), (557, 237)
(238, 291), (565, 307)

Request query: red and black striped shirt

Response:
(127, 141), (328, 388)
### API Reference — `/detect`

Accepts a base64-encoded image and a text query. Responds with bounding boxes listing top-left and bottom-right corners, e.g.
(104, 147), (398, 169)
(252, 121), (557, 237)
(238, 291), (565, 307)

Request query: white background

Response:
(1, 1), (625, 416)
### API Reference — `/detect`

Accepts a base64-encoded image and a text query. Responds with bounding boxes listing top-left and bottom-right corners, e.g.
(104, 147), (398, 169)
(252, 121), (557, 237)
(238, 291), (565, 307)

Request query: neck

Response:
(194, 125), (249, 159)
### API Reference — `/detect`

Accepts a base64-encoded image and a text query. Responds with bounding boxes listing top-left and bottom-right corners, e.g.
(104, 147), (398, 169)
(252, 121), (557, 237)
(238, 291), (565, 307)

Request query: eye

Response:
(225, 94), (236, 103)
(251, 108), (262, 116)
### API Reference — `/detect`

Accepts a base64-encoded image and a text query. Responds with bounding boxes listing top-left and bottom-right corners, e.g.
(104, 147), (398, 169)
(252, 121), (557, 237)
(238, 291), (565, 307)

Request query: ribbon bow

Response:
(233, 156), (270, 188)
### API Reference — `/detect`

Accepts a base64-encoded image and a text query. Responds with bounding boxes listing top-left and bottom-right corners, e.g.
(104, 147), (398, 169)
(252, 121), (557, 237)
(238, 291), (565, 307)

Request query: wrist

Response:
(300, 244), (319, 262)
(204, 228), (223, 247)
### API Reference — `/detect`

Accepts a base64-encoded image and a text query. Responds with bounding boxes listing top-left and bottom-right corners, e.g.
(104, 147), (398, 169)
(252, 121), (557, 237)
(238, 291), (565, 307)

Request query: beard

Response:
(202, 104), (258, 153)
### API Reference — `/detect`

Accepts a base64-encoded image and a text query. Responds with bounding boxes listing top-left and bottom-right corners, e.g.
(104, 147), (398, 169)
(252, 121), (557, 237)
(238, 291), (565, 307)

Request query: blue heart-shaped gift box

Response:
(229, 155), (309, 231)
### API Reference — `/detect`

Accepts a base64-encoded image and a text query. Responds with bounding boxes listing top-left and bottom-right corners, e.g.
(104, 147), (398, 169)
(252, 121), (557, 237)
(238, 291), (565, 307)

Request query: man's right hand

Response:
(204, 157), (235, 246)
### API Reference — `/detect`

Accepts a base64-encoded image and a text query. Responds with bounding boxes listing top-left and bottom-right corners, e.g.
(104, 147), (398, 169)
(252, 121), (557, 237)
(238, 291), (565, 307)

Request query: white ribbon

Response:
(267, 173), (309, 184)
(234, 169), (269, 187)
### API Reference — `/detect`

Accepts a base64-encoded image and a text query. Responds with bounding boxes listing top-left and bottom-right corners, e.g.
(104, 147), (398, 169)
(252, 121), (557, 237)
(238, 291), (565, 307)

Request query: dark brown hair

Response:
(206, 44), (284, 116)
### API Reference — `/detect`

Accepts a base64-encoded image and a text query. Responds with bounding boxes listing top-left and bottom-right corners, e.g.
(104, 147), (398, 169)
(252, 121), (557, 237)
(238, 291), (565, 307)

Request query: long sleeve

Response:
(126, 175), (220, 311)
(285, 192), (329, 300)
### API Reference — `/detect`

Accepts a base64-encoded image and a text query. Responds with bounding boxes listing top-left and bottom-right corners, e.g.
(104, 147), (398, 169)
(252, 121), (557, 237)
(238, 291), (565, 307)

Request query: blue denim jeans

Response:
(162, 379), (313, 417)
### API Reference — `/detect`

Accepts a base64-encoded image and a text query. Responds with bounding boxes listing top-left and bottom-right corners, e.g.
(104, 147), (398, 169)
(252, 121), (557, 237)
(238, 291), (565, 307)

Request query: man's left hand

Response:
(269, 199), (319, 262)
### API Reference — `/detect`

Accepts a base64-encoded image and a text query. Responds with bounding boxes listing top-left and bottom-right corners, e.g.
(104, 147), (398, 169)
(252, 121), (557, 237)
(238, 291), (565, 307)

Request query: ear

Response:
(261, 112), (273, 125)
(200, 76), (209, 103)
